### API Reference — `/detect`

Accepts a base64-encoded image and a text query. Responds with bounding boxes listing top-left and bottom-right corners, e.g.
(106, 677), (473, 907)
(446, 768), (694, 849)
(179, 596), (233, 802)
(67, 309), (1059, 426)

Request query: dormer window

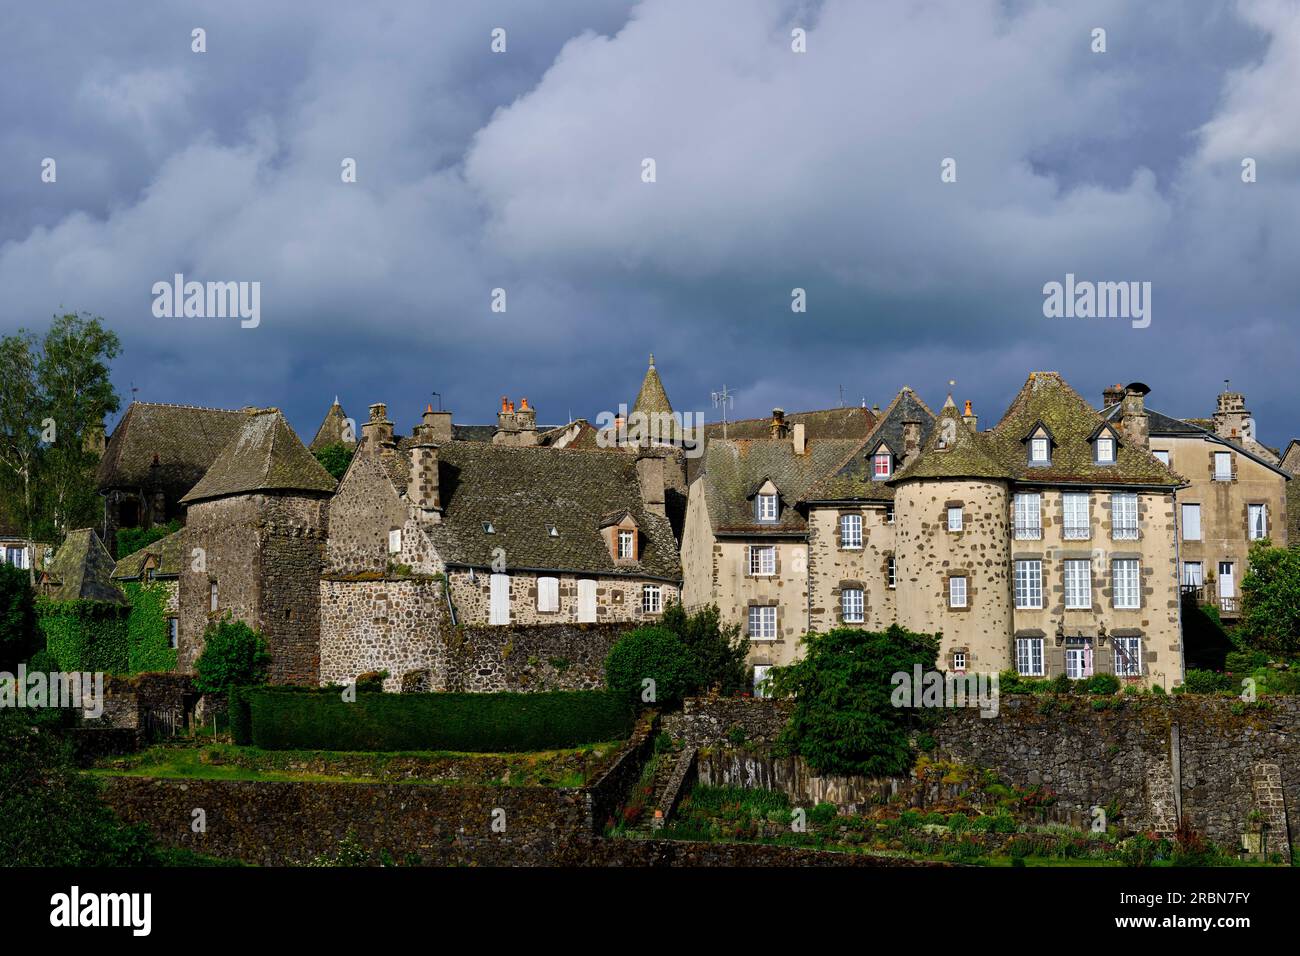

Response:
(547, 525), (559, 537)
(482, 521), (495, 534)
(872, 450), (892, 479)
(1095, 436), (1115, 464)
(757, 493), (778, 522)
(1030, 437), (1049, 465)
(618, 529), (635, 559)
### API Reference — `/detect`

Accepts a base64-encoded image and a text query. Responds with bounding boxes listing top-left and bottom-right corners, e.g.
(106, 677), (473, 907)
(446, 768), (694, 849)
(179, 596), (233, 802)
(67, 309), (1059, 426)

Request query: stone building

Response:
(0, 501), (53, 572)
(40, 528), (128, 605)
(176, 409), (336, 684)
(112, 529), (184, 651)
(96, 402), (248, 555)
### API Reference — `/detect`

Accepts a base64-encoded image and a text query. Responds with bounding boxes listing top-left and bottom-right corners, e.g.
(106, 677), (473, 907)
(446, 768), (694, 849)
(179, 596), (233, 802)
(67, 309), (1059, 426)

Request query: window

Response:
(749, 545), (776, 576)
(1182, 561), (1203, 587)
(1064, 560), (1091, 610)
(753, 665), (772, 699)
(547, 525), (559, 537)
(167, 618), (179, 649)
(885, 502), (895, 524)
(1029, 437), (1049, 465)
(1113, 636), (1142, 677)
(952, 651), (967, 672)
(948, 575), (967, 608)
(537, 576), (559, 613)
(1113, 559), (1140, 609)
(209, 581), (218, 612)
(1013, 493), (1041, 540)
(617, 530), (635, 559)
(841, 587), (864, 623)
(946, 506), (963, 532)
(887, 557), (896, 589)
(1153, 450), (1170, 466)
(1249, 504), (1268, 540)
(1181, 503), (1201, 541)
(1014, 559), (1042, 609)
(1218, 562), (1235, 600)
(840, 514), (862, 549)
(1214, 451), (1232, 481)
(1062, 493), (1090, 540)
(388, 529), (402, 554)
(482, 521), (495, 534)
(1095, 436), (1115, 463)
(489, 573), (510, 625)
(757, 494), (778, 521)
(1111, 493), (1138, 540)
(1065, 637), (1093, 679)
(873, 452), (892, 479)
(1016, 637), (1044, 676)
(749, 606), (777, 640)
(3, 546), (26, 569)
(577, 579), (597, 622)
(642, 585), (662, 615)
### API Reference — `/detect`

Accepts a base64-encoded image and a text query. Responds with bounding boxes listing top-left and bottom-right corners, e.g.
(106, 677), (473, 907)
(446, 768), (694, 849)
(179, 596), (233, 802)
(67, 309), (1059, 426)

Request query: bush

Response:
(27, 648), (58, 674)
(0, 562), (38, 669)
(193, 616), (271, 694)
(36, 597), (129, 673)
(605, 626), (700, 709)
(312, 442), (355, 482)
(1182, 669), (1233, 694)
(808, 802), (838, 827)
(659, 602), (750, 696)
(115, 520), (181, 562)
(1084, 673), (1120, 695)
(234, 687), (633, 752)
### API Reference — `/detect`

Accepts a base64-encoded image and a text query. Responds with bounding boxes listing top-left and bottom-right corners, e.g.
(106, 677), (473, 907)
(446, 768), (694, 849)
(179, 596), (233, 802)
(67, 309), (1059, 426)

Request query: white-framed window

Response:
(388, 528), (402, 554)
(489, 573), (511, 625)
(1016, 637), (1044, 676)
(873, 452), (892, 479)
(1113, 559), (1140, 609)
(1153, 450), (1170, 466)
(749, 545), (776, 576)
(210, 581), (218, 612)
(841, 587), (864, 623)
(1030, 436), (1050, 464)
(537, 576), (560, 613)
(1248, 504), (1268, 540)
(3, 546), (27, 569)
(885, 502), (895, 524)
(757, 493), (778, 521)
(1111, 492), (1139, 540)
(1218, 561), (1235, 600)
(1113, 636), (1142, 677)
(1181, 503), (1201, 541)
(167, 618), (179, 649)
(1214, 451), (1232, 481)
(577, 578), (597, 622)
(952, 651), (967, 672)
(1065, 637), (1093, 679)
(1182, 561), (1203, 587)
(887, 557), (896, 589)
(1062, 492), (1090, 540)
(1064, 559), (1091, 610)
(946, 506), (963, 532)
(617, 529), (635, 559)
(840, 514), (862, 549)
(1095, 436), (1115, 463)
(642, 585), (662, 615)
(1014, 559), (1042, 609)
(753, 665), (772, 699)
(749, 605), (777, 640)
(948, 575), (967, 609)
(1013, 492), (1041, 540)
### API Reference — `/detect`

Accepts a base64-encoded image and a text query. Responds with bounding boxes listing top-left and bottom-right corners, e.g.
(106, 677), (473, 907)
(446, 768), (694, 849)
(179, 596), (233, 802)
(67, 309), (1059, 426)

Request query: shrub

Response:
(0, 562), (38, 669)
(658, 602), (750, 696)
(605, 626), (700, 709)
(1182, 669), (1233, 695)
(1084, 673), (1120, 695)
(808, 802), (838, 827)
(115, 520), (181, 563)
(312, 442), (355, 482)
(193, 616), (271, 694)
(27, 648), (58, 674)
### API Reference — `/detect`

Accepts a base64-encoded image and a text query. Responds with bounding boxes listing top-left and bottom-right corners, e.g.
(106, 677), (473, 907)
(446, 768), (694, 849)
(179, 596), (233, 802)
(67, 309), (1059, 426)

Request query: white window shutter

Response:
(577, 579), (597, 622)
(537, 576), (559, 612)
(489, 573), (511, 625)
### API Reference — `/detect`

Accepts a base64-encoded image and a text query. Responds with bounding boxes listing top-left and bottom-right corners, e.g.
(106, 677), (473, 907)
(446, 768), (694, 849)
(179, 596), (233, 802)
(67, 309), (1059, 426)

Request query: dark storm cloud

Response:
(0, 0), (1296, 446)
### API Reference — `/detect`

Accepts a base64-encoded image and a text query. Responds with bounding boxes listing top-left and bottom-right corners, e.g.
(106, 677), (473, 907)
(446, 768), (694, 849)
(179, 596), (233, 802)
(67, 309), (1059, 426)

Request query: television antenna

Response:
(711, 385), (735, 440)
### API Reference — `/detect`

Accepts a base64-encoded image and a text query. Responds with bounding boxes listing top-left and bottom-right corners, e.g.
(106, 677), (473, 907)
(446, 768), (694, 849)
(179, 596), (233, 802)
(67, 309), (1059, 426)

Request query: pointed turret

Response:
(309, 397), (355, 451)
(181, 408), (337, 504)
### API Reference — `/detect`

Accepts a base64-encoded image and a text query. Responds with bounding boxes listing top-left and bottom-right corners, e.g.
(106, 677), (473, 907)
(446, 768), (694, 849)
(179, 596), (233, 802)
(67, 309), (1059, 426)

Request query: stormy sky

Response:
(1, 0), (1297, 447)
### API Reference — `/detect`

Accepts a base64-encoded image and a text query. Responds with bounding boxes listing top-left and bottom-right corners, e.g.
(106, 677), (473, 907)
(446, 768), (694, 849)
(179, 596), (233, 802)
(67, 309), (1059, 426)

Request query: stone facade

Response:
(318, 577), (449, 690)
(446, 568), (677, 627)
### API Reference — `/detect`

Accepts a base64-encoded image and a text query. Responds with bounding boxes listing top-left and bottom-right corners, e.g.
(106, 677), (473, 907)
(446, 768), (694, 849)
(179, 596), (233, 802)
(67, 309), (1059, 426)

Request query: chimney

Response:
(962, 400), (978, 432)
(792, 422), (806, 456)
(902, 418), (922, 465)
(1121, 382), (1150, 450)
(415, 403), (453, 444)
(494, 396), (537, 446)
(769, 408), (788, 440)
(362, 402), (394, 451)
(636, 453), (666, 517)
(407, 440), (442, 523)
(1102, 384), (1126, 409)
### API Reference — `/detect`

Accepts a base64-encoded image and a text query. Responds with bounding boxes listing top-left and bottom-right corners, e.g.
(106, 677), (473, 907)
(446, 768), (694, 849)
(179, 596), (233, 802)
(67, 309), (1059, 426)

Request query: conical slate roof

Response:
(632, 354), (674, 417)
(180, 408), (337, 504)
(309, 397), (355, 451)
(893, 395), (1008, 481)
(43, 529), (127, 604)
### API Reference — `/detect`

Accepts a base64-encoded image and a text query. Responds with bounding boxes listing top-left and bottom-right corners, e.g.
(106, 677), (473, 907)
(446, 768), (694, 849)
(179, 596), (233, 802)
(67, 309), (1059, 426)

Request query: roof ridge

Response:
(130, 400), (245, 414)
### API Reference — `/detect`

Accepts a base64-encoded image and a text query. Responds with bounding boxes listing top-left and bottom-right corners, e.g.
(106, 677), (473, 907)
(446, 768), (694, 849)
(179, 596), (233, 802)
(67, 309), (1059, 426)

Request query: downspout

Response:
(1173, 486), (1185, 686)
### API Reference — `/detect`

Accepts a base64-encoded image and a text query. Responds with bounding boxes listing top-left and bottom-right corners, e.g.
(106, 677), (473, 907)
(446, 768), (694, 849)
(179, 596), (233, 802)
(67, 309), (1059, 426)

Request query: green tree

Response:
(0, 331), (42, 583)
(1239, 539), (1300, 658)
(194, 616), (272, 693)
(605, 626), (700, 709)
(116, 518), (182, 559)
(767, 624), (940, 777)
(0, 563), (38, 669)
(313, 442), (355, 481)
(659, 601), (750, 695)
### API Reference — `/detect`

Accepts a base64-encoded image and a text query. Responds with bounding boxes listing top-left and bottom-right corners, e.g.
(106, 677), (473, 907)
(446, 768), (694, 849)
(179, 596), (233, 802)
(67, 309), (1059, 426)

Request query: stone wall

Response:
(90, 672), (198, 733)
(448, 621), (631, 692)
(447, 568), (678, 627)
(807, 503), (896, 635)
(662, 697), (793, 749)
(319, 577), (449, 690)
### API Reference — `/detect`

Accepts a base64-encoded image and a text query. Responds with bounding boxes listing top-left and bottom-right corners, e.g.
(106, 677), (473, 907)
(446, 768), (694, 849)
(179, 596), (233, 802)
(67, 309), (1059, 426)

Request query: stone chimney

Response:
(494, 397), (538, 447)
(962, 400), (978, 432)
(362, 402), (394, 451)
(1212, 386), (1249, 442)
(1121, 383), (1150, 450)
(407, 441), (442, 523)
(636, 453), (666, 517)
(902, 418), (922, 465)
(1102, 384), (1126, 409)
(769, 408), (788, 440)
(792, 422), (806, 456)
(415, 404), (453, 444)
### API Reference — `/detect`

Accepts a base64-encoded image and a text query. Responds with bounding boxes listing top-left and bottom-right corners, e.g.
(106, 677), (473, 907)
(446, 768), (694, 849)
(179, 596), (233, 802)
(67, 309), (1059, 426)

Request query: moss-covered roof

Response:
(112, 529), (183, 581)
(632, 354), (674, 418)
(801, 387), (936, 501)
(180, 408), (337, 504)
(95, 402), (247, 500)
(42, 529), (127, 604)
(309, 398), (355, 451)
(699, 437), (861, 533)
(893, 396), (1009, 481)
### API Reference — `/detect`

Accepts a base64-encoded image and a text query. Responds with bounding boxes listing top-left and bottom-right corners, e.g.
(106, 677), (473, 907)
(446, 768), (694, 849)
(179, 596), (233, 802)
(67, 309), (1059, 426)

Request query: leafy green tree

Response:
(0, 563), (38, 669)
(313, 442), (355, 481)
(605, 626), (700, 709)
(116, 518), (182, 559)
(659, 601), (750, 695)
(0, 332), (42, 583)
(194, 616), (272, 693)
(1239, 539), (1300, 658)
(767, 624), (939, 777)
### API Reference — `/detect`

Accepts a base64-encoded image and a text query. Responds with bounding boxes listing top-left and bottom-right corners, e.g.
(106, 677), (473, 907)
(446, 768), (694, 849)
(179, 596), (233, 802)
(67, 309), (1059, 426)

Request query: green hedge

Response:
(230, 687), (633, 752)
(122, 582), (178, 674)
(36, 598), (129, 673)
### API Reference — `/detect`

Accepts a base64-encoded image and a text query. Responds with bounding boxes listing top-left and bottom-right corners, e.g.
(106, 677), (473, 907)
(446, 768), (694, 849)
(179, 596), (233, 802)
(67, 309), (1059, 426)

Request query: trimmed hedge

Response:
(229, 687), (634, 752)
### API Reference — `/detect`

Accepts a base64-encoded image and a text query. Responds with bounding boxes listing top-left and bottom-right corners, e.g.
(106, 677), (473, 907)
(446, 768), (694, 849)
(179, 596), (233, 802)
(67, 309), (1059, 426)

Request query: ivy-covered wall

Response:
(122, 582), (178, 674)
(36, 597), (130, 673)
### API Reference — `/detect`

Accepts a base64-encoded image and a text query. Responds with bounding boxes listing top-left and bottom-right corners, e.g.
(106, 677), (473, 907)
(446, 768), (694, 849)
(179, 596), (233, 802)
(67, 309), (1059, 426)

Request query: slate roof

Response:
(632, 354), (674, 418)
(1100, 402), (1291, 479)
(698, 437), (861, 534)
(801, 388), (937, 502)
(701, 406), (877, 443)
(96, 402), (247, 501)
(893, 396), (1009, 481)
(42, 529), (127, 604)
(112, 529), (184, 581)
(309, 398), (355, 451)
(180, 409), (337, 504)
